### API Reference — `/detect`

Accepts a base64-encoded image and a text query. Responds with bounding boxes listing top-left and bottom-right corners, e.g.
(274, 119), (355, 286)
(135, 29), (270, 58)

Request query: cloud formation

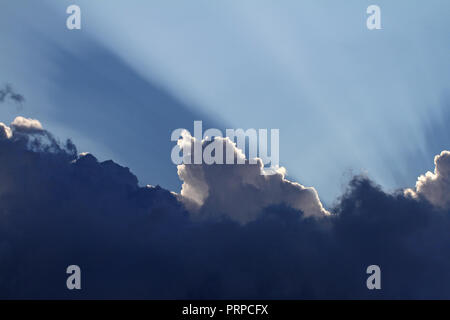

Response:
(0, 117), (76, 156)
(405, 150), (450, 209)
(0, 84), (25, 105)
(11, 116), (43, 131)
(0, 116), (449, 299)
(176, 133), (328, 223)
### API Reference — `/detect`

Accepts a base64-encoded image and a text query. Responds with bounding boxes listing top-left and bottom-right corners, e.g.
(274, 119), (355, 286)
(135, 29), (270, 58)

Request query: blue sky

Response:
(1, 0), (449, 204)
(1, 0), (450, 299)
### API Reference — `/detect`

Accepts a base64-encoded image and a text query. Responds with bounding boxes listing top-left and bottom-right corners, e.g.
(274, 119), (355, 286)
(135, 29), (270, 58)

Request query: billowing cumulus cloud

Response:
(405, 150), (450, 209)
(176, 133), (329, 223)
(0, 116), (449, 299)
(11, 116), (43, 131)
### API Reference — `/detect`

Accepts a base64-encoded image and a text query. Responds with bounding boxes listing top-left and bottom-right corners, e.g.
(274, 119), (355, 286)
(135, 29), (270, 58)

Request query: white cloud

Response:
(0, 123), (12, 139)
(405, 150), (450, 209)
(176, 132), (329, 224)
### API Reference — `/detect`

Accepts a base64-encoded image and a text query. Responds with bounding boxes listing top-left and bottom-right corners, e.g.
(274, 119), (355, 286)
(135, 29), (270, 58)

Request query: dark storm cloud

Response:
(0, 117), (449, 299)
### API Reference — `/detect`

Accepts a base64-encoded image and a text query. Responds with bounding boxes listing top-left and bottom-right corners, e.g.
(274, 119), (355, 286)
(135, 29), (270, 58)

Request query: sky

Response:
(1, 0), (449, 204)
(0, 0), (449, 299)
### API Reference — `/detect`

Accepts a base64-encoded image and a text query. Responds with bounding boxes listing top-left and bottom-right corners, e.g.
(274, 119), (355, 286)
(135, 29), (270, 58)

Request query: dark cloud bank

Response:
(0, 117), (449, 299)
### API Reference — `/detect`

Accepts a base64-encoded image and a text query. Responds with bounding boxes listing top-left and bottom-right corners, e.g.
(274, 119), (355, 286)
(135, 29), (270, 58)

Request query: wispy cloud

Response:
(0, 84), (25, 106)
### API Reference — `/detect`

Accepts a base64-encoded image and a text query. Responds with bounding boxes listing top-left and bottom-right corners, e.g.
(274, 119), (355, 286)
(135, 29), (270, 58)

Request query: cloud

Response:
(176, 132), (329, 223)
(1, 116), (77, 156)
(405, 150), (450, 209)
(0, 116), (449, 299)
(0, 84), (25, 105)
(0, 123), (12, 139)
(11, 116), (43, 132)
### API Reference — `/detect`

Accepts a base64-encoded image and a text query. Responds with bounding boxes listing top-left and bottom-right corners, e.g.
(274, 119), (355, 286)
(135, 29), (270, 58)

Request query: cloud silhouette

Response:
(0, 116), (449, 299)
